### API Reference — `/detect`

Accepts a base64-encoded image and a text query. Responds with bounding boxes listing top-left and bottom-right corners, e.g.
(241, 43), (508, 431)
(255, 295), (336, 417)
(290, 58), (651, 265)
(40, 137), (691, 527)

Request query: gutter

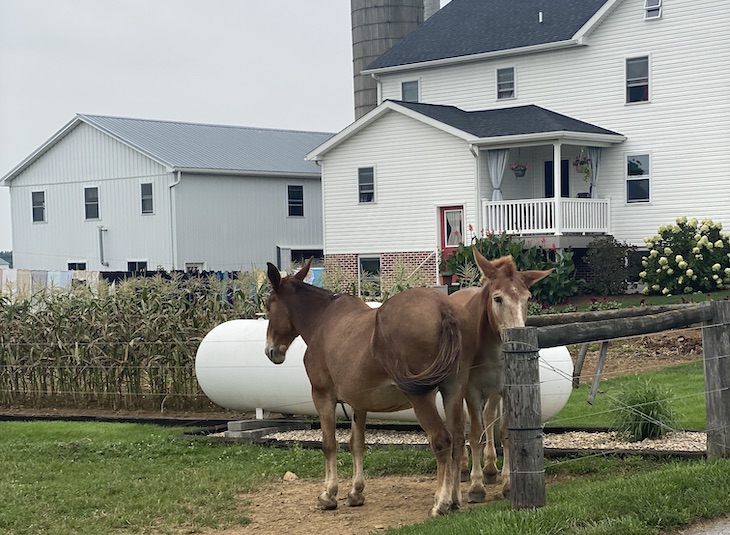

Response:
(362, 39), (584, 76)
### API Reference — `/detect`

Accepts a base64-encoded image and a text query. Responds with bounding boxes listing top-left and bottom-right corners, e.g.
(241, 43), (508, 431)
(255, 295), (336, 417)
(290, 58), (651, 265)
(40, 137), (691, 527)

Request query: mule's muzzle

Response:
(265, 345), (287, 365)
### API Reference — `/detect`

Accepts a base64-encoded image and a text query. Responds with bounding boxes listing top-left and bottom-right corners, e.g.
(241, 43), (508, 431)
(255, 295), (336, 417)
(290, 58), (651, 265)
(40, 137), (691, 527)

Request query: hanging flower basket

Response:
(573, 152), (592, 181)
(508, 162), (529, 178)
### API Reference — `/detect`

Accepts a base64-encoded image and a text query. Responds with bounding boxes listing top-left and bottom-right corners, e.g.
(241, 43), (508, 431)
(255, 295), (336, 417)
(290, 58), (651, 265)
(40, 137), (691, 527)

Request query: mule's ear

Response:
(521, 268), (555, 288)
(293, 256), (313, 281)
(267, 262), (282, 290)
(472, 246), (497, 279)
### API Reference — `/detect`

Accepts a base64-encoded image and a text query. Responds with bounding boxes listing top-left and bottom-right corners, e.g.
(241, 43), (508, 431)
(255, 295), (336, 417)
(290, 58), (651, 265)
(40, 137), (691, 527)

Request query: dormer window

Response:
(401, 80), (419, 102)
(496, 67), (515, 100)
(645, 0), (662, 19)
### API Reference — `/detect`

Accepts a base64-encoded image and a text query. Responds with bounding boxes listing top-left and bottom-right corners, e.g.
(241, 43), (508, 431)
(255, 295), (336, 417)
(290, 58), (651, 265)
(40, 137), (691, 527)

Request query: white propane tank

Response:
(195, 318), (574, 422)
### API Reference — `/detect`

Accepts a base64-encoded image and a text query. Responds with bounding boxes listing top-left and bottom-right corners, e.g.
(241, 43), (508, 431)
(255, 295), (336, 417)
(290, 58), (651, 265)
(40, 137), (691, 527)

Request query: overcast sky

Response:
(0, 0), (360, 252)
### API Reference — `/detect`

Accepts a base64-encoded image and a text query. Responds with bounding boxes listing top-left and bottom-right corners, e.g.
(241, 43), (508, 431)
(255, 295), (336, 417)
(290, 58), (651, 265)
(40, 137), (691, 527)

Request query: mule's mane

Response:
(288, 277), (343, 302)
(479, 255), (517, 284)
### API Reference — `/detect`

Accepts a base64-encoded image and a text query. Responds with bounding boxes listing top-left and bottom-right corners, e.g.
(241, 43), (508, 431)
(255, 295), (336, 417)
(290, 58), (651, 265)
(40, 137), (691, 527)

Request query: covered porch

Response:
(476, 132), (625, 242)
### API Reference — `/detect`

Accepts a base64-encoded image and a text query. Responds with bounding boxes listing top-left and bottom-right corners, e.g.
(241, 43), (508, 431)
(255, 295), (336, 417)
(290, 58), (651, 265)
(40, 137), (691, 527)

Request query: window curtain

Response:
(446, 211), (462, 245)
(487, 148), (509, 201)
(586, 146), (602, 198)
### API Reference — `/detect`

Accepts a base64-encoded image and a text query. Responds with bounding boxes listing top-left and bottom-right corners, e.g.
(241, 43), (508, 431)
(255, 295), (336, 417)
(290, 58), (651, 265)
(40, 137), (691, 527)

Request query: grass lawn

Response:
(1, 420), (729, 535)
(547, 360), (706, 430)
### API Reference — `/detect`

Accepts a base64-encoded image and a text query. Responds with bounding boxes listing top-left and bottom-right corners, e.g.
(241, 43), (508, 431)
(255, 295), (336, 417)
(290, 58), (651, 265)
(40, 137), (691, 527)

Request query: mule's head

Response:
(473, 246), (553, 336)
(264, 259), (312, 364)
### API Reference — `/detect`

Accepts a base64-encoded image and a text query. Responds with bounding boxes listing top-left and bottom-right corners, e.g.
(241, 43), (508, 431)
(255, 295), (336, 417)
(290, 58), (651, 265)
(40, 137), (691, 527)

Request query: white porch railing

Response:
(482, 198), (610, 235)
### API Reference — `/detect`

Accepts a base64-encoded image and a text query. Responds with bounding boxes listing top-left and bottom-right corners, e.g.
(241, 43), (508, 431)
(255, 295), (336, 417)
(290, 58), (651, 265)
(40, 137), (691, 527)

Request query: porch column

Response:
(553, 142), (563, 235)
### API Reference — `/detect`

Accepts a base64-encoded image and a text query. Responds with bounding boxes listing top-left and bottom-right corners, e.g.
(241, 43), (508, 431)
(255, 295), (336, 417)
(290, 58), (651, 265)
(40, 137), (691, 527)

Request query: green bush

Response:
(583, 236), (638, 295)
(611, 379), (678, 441)
(442, 232), (577, 305)
(640, 216), (730, 296)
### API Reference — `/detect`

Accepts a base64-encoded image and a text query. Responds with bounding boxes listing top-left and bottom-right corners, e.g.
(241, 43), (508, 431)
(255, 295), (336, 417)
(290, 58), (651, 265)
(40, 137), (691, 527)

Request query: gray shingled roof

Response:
(366, 0), (611, 71)
(78, 115), (333, 175)
(396, 101), (622, 137)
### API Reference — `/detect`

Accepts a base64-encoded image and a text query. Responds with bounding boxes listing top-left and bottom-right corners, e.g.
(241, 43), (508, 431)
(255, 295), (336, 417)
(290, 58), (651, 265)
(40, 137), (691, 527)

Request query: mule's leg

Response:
(409, 395), (455, 517)
(482, 393), (501, 484)
(499, 412), (511, 497)
(312, 387), (339, 510)
(346, 409), (367, 507)
(464, 389), (487, 503)
(441, 379), (468, 512)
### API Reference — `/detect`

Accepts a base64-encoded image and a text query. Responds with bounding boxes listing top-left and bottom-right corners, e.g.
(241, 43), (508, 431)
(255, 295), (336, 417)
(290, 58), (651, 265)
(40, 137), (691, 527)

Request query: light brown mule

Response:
(448, 248), (552, 502)
(264, 259), (477, 517)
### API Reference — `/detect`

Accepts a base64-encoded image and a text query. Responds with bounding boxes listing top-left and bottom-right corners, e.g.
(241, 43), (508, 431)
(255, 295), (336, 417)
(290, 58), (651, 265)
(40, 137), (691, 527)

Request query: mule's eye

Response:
(494, 296), (503, 305)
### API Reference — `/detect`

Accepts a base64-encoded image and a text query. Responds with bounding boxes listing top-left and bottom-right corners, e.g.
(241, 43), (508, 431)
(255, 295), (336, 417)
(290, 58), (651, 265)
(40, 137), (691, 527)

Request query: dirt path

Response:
(209, 474), (516, 535)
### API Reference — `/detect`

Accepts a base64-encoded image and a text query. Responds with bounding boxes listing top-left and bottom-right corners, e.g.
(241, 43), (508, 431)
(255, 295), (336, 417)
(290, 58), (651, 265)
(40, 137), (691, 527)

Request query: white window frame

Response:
(287, 184), (304, 217)
(141, 182), (154, 214)
(31, 190), (46, 223)
(67, 261), (87, 271)
(185, 262), (205, 273)
(358, 255), (381, 299)
(401, 80), (420, 102)
(127, 260), (148, 273)
(84, 186), (100, 220)
(645, 0), (662, 19)
(358, 166), (376, 204)
(626, 55), (650, 104)
(626, 152), (651, 204)
(496, 66), (516, 100)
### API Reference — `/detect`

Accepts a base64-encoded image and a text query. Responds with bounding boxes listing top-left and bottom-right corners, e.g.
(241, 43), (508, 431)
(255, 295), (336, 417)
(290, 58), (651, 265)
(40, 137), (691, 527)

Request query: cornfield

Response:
(0, 271), (269, 412)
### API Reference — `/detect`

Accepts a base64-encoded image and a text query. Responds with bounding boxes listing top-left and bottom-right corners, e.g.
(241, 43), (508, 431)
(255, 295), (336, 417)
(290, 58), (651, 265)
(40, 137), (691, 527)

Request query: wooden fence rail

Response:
(503, 301), (730, 510)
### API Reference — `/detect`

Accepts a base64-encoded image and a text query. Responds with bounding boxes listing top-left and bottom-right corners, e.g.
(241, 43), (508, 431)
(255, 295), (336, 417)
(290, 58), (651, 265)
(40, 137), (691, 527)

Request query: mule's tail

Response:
(390, 305), (463, 396)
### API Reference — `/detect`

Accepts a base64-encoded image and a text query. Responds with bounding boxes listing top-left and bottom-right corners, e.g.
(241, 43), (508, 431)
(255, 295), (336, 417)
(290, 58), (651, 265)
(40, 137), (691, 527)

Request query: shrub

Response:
(640, 216), (730, 296)
(583, 236), (638, 295)
(442, 232), (578, 305)
(611, 379), (678, 441)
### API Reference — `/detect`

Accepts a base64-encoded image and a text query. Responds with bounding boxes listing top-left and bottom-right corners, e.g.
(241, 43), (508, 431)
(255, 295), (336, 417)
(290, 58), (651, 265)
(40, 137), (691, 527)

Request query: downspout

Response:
(97, 225), (109, 267)
(168, 171), (181, 270)
(469, 143), (481, 238)
(371, 73), (382, 107)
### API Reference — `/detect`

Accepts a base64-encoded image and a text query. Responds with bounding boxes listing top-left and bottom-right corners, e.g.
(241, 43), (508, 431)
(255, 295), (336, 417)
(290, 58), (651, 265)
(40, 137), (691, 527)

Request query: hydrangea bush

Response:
(640, 216), (730, 295)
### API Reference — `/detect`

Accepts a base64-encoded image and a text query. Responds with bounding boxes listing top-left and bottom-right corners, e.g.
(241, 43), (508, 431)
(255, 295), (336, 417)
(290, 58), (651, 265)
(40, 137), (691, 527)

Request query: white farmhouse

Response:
(309, 0), (730, 288)
(1, 115), (332, 272)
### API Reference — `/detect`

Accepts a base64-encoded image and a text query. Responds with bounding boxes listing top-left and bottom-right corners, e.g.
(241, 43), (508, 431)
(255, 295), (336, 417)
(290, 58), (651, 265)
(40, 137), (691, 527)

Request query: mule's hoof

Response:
(467, 490), (486, 503)
(429, 503), (452, 517)
(501, 486), (511, 498)
(460, 469), (471, 483)
(450, 502), (461, 512)
(346, 493), (365, 507)
(483, 473), (498, 485)
(316, 494), (338, 510)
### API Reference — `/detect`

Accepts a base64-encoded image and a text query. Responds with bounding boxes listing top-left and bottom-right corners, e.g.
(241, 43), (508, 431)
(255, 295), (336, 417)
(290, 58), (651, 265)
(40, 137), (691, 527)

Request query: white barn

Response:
(1, 115), (332, 272)
(309, 0), (730, 288)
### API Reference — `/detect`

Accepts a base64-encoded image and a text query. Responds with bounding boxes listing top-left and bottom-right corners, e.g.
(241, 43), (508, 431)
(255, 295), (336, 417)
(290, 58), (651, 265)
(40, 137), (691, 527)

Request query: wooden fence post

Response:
(702, 300), (730, 459)
(503, 326), (545, 509)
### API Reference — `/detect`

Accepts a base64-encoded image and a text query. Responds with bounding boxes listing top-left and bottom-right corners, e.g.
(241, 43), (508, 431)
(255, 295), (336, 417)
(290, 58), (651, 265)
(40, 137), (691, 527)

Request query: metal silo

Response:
(351, 0), (432, 120)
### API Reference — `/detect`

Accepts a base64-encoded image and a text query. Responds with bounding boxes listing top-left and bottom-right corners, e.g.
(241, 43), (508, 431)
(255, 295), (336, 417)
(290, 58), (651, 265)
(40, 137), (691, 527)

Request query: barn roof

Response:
(2, 115), (334, 183)
(364, 0), (617, 72)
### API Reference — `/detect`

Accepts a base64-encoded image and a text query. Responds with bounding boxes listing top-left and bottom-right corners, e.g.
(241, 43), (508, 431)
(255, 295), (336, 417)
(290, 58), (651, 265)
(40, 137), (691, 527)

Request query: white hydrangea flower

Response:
(664, 247), (672, 255)
(662, 288), (670, 295)
(639, 271), (647, 279)
(659, 257), (668, 265)
(667, 268), (674, 275)
(713, 263), (722, 271)
(715, 240), (724, 248)
(692, 247), (701, 254)
(675, 255), (684, 262)
(678, 261), (688, 269)
(689, 218), (698, 228)
(686, 269), (694, 277)
(652, 284), (660, 291)
(701, 224), (710, 233)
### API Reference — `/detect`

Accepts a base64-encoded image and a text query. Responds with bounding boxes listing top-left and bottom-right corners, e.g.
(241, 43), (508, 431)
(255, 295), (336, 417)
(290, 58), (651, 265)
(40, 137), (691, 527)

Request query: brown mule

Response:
(449, 247), (553, 502)
(264, 259), (477, 517)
